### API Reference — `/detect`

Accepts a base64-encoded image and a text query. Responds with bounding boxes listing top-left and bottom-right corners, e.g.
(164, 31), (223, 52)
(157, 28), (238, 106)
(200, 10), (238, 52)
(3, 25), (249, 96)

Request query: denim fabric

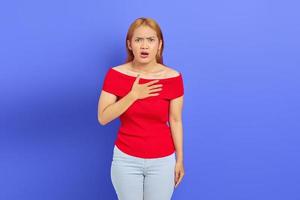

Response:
(111, 145), (176, 200)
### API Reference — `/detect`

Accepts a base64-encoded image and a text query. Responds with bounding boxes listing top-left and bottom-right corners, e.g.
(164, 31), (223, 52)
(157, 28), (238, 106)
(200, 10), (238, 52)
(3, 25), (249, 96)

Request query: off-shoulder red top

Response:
(102, 67), (184, 158)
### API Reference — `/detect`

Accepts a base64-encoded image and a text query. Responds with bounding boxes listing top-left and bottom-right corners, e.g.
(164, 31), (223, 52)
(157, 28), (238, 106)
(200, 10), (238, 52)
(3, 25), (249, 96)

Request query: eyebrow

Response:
(135, 37), (156, 39)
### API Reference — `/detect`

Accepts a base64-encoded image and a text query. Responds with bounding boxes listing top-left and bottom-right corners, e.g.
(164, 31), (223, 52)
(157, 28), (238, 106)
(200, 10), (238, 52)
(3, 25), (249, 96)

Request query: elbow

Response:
(98, 115), (107, 126)
(99, 118), (107, 126)
(169, 118), (182, 125)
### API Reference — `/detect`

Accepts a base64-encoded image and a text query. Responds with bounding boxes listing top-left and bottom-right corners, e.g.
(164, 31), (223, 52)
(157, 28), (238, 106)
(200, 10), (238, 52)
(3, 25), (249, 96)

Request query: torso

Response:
(112, 62), (180, 79)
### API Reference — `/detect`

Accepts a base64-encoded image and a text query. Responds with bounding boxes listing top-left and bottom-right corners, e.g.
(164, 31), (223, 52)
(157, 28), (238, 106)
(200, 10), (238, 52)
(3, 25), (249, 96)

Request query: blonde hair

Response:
(125, 17), (164, 64)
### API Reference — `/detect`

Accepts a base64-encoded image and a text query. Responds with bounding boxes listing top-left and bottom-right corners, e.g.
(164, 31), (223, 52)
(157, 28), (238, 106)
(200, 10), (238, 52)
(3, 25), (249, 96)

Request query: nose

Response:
(141, 40), (149, 49)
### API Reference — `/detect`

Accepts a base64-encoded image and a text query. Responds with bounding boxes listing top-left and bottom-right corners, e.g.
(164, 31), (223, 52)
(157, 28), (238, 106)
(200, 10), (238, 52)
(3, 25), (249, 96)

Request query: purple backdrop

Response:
(1, 0), (299, 199)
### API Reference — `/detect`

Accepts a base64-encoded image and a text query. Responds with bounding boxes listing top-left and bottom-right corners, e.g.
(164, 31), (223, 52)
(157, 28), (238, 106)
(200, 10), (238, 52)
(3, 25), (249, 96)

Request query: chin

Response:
(137, 58), (155, 64)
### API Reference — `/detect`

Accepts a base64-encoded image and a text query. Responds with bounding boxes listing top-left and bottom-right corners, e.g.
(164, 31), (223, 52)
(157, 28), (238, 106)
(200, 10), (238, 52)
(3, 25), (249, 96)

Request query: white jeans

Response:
(111, 145), (176, 200)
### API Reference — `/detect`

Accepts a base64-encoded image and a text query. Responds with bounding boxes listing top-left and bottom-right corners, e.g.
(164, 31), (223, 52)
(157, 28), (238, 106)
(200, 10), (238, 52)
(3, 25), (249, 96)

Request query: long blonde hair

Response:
(125, 17), (164, 64)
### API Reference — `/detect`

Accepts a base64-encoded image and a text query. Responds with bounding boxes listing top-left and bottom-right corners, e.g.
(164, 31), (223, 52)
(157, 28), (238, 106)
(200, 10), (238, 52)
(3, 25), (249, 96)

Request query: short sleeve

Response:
(102, 68), (121, 96)
(169, 73), (184, 99)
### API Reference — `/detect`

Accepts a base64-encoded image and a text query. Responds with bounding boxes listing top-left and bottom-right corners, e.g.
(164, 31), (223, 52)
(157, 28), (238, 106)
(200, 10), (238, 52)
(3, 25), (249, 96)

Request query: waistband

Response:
(113, 145), (175, 161)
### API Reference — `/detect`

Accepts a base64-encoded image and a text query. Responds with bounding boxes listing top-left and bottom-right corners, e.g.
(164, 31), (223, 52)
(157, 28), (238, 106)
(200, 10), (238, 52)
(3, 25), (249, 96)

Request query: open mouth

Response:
(140, 52), (149, 58)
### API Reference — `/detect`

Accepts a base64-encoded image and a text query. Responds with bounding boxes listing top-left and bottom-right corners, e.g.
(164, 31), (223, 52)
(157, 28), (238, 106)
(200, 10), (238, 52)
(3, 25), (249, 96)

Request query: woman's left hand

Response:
(174, 161), (185, 188)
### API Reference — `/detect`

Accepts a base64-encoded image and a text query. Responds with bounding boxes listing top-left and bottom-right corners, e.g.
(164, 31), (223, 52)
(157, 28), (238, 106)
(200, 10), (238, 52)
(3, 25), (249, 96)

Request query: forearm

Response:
(169, 120), (184, 163)
(100, 92), (137, 125)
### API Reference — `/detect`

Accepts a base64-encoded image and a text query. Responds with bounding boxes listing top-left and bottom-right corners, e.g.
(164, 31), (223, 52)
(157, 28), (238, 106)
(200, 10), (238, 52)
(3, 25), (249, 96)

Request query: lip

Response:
(140, 54), (149, 59)
(140, 51), (149, 58)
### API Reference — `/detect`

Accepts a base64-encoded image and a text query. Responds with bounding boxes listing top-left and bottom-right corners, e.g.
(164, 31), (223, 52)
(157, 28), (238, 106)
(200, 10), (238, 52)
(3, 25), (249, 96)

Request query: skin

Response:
(98, 25), (184, 188)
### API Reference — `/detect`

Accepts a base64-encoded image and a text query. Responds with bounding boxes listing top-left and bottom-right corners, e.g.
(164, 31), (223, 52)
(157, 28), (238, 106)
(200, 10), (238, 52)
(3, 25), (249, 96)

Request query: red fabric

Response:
(102, 67), (184, 158)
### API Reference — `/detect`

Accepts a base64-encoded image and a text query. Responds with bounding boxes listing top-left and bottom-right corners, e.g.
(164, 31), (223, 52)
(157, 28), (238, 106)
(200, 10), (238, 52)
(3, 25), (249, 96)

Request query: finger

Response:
(178, 172), (184, 183)
(175, 170), (183, 183)
(145, 79), (159, 86)
(175, 171), (179, 183)
(175, 174), (183, 188)
(175, 178), (181, 188)
(148, 93), (159, 96)
(175, 180), (180, 188)
(175, 177), (180, 188)
(178, 174), (183, 183)
(148, 84), (163, 89)
(134, 74), (140, 83)
(149, 88), (162, 93)
(177, 171), (181, 182)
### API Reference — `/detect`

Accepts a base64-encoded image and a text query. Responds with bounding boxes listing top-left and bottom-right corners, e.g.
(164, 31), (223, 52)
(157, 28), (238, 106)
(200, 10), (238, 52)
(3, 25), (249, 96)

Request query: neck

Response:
(130, 59), (159, 73)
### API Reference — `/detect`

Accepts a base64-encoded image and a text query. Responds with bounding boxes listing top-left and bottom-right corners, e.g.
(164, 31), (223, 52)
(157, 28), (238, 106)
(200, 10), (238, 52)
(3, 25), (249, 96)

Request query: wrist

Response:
(128, 91), (138, 101)
(176, 155), (184, 163)
(176, 158), (184, 163)
(175, 152), (183, 163)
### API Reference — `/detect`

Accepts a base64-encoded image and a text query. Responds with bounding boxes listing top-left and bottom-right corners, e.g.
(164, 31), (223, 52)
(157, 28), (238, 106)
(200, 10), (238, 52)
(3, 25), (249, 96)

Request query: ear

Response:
(127, 39), (132, 50)
(159, 39), (162, 50)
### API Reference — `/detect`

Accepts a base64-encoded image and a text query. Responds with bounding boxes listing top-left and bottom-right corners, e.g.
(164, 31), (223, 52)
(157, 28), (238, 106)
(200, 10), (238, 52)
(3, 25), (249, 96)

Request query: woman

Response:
(98, 17), (185, 200)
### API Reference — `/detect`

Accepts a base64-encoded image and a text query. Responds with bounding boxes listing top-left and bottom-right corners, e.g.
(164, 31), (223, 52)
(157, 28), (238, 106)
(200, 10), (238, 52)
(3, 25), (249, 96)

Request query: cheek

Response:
(152, 43), (160, 51)
(131, 44), (140, 53)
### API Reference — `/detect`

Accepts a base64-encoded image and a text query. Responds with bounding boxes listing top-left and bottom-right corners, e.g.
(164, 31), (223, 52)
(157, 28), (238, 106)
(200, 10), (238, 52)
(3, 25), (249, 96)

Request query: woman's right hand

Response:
(129, 74), (163, 100)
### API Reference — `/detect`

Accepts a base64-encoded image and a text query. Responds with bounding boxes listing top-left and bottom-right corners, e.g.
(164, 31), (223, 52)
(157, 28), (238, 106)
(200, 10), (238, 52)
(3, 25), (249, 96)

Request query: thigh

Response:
(143, 153), (176, 200)
(110, 145), (144, 200)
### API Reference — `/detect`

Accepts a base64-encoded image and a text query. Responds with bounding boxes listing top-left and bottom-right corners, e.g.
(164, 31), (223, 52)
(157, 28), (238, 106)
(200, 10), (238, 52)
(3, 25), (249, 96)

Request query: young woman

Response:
(98, 17), (185, 200)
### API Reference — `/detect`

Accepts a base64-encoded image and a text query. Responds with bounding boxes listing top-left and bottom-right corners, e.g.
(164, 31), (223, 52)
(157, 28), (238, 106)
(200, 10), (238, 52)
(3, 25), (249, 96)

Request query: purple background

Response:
(1, 0), (299, 199)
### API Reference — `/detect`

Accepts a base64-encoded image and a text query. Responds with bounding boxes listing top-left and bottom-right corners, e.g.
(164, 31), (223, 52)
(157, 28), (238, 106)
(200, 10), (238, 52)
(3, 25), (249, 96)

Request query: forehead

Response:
(132, 25), (157, 38)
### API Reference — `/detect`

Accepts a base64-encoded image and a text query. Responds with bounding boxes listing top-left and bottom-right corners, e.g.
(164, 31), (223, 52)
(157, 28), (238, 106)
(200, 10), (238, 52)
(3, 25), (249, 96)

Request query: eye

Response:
(148, 38), (154, 42)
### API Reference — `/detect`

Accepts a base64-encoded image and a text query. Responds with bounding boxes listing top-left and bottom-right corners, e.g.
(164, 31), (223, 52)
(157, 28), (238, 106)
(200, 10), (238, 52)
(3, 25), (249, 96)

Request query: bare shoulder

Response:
(160, 64), (181, 77)
(111, 64), (127, 72)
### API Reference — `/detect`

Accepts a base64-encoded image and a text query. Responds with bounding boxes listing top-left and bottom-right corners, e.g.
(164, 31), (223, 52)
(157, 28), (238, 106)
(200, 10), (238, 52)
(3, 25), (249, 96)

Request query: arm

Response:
(98, 91), (137, 125)
(169, 95), (184, 163)
(169, 95), (185, 188)
(98, 75), (161, 125)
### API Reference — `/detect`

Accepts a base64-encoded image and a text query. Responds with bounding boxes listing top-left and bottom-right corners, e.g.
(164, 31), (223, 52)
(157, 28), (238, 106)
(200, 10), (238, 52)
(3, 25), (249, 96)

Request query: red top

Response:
(102, 67), (184, 158)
